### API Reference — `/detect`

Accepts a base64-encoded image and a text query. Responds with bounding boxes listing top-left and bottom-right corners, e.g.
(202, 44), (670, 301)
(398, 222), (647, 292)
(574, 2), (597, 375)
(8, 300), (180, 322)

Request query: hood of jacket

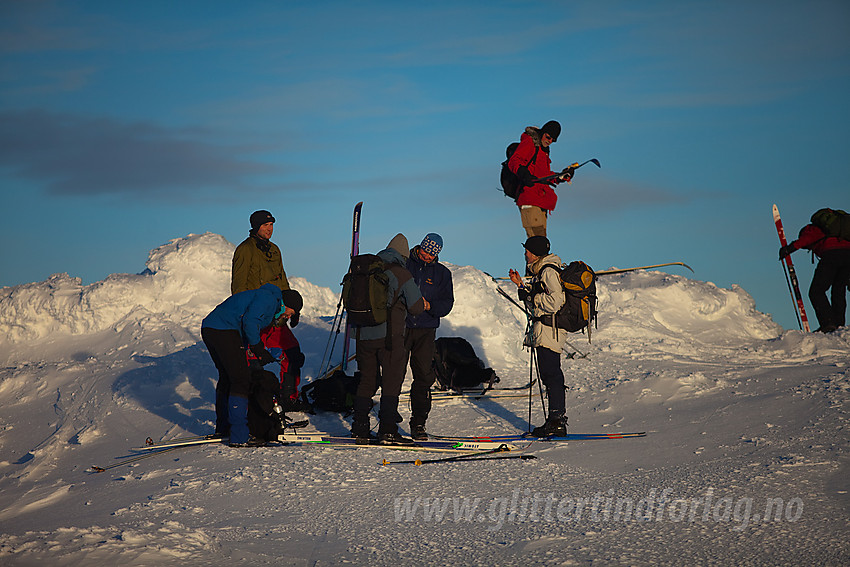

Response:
(378, 247), (407, 266)
(529, 253), (562, 275)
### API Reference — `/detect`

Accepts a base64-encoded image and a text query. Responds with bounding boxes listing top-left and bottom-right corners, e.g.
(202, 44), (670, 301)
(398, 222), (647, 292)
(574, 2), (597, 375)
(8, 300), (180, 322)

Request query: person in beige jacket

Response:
(509, 236), (569, 437)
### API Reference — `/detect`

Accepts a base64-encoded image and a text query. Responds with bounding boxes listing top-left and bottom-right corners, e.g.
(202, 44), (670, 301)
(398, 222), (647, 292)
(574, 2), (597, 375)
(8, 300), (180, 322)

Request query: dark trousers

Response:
(404, 327), (437, 426)
(809, 249), (850, 328)
(355, 336), (409, 434)
(202, 327), (251, 435)
(536, 346), (566, 416)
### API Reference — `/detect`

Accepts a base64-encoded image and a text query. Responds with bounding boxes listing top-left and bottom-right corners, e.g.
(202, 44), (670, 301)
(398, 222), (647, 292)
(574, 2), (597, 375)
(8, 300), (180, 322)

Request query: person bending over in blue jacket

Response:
(201, 284), (300, 446)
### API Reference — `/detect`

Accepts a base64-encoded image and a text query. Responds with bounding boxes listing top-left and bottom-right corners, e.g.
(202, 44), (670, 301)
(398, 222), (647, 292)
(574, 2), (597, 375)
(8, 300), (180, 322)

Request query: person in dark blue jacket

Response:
(404, 233), (454, 440)
(201, 283), (299, 446)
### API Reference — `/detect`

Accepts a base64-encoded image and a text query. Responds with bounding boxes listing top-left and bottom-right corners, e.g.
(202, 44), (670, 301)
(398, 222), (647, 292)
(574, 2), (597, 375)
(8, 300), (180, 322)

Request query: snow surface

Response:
(0, 232), (848, 565)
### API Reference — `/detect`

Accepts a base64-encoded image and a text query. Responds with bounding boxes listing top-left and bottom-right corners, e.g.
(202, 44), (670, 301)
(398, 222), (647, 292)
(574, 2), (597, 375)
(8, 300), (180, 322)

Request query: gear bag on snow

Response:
(500, 141), (539, 201)
(247, 367), (288, 441)
(432, 337), (499, 390)
(536, 261), (598, 337)
(299, 369), (359, 413)
(810, 208), (850, 241)
(341, 254), (390, 327)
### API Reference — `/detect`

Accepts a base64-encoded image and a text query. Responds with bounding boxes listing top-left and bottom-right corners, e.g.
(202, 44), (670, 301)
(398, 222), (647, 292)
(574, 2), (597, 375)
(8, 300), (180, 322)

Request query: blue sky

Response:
(1, 0), (848, 330)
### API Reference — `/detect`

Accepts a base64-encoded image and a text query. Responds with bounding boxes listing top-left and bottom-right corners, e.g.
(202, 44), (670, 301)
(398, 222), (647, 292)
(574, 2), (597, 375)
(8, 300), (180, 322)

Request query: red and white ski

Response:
(773, 204), (810, 332)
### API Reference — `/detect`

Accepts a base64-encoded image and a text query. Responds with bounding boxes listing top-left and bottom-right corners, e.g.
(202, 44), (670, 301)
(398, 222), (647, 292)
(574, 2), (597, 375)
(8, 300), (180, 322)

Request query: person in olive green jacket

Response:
(231, 210), (290, 295)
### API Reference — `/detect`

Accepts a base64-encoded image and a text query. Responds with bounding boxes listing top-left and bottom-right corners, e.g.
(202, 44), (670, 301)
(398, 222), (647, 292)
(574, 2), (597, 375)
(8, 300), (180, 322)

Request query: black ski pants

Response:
(202, 327), (251, 435)
(404, 327), (438, 426)
(355, 335), (408, 434)
(536, 346), (566, 416)
(809, 249), (850, 328)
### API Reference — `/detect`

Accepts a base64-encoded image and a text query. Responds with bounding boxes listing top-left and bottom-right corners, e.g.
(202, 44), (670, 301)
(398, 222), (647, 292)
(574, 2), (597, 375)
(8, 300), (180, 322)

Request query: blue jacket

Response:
(357, 247), (425, 342)
(405, 246), (454, 329)
(201, 283), (283, 346)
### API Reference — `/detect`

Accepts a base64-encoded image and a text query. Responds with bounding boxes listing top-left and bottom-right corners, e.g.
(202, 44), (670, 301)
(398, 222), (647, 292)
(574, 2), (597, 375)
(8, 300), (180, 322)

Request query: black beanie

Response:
(540, 120), (561, 142)
(250, 210), (275, 231)
(281, 289), (303, 313)
(523, 236), (550, 257)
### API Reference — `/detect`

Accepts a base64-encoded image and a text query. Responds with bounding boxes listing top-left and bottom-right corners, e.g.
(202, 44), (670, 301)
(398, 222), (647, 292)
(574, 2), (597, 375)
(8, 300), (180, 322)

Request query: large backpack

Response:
(341, 254), (390, 327)
(247, 367), (287, 441)
(432, 337), (499, 390)
(299, 369), (359, 413)
(500, 141), (539, 201)
(810, 208), (850, 241)
(538, 261), (598, 339)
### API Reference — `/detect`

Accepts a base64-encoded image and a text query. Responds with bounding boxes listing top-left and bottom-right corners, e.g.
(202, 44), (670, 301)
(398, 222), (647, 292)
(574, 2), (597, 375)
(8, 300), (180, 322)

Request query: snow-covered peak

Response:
(1, 232), (784, 368)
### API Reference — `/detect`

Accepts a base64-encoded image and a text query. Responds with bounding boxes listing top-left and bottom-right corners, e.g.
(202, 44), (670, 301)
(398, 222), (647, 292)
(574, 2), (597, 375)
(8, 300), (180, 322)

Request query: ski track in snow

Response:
(0, 233), (848, 565)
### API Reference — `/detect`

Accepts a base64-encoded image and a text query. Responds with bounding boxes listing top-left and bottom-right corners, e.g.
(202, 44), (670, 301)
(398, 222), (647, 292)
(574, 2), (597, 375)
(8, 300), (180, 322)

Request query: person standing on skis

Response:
(509, 236), (570, 437)
(404, 233), (454, 440)
(231, 209), (306, 411)
(351, 234), (426, 446)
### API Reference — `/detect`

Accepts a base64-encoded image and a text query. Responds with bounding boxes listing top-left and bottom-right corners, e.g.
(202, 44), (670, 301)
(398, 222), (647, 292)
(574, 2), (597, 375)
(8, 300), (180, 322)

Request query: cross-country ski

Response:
(773, 204), (811, 332)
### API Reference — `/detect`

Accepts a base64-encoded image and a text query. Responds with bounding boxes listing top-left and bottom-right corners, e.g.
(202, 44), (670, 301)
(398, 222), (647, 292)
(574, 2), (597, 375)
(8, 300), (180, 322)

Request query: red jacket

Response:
(247, 324), (301, 399)
(792, 224), (850, 257)
(509, 130), (558, 211)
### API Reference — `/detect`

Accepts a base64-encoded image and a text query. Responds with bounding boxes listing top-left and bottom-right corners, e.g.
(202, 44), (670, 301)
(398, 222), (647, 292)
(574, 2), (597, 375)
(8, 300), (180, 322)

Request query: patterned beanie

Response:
(420, 233), (443, 257)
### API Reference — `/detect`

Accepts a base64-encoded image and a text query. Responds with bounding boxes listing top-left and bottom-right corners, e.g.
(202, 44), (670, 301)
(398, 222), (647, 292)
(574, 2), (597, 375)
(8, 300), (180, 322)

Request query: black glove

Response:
(284, 346), (305, 371)
(518, 287), (531, 302)
(560, 166), (575, 182)
(289, 312), (300, 328)
(517, 165), (535, 187)
(779, 244), (796, 260)
(250, 343), (276, 366)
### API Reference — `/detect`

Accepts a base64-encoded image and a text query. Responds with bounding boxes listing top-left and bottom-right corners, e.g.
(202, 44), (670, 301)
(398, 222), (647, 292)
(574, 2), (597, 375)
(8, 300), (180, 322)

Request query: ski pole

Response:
(380, 444), (521, 465)
(526, 327), (534, 433)
(532, 158), (601, 184)
(780, 260), (803, 330)
(90, 445), (189, 473)
(532, 346), (547, 421)
(317, 292), (344, 380)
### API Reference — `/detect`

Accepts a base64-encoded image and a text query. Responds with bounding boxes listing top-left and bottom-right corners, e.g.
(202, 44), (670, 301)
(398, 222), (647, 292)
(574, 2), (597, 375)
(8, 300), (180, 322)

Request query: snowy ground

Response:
(1, 233), (848, 565)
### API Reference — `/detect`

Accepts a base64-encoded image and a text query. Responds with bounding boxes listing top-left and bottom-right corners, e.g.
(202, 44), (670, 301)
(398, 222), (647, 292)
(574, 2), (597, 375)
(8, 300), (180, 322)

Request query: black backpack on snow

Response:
(537, 261), (598, 340)
(247, 367), (287, 441)
(810, 208), (850, 241)
(299, 370), (360, 413)
(432, 337), (499, 390)
(341, 254), (389, 327)
(500, 141), (539, 201)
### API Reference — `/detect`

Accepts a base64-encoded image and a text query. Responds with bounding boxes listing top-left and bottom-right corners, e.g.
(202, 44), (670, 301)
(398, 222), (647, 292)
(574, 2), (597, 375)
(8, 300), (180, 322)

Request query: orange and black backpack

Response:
(538, 261), (598, 340)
